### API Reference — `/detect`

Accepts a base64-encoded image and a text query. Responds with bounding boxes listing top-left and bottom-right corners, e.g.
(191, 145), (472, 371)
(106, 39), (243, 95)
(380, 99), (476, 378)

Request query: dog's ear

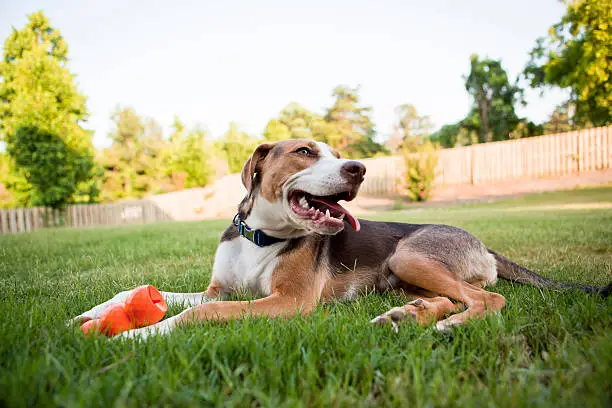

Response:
(241, 143), (273, 194)
(239, 143), (273, 219)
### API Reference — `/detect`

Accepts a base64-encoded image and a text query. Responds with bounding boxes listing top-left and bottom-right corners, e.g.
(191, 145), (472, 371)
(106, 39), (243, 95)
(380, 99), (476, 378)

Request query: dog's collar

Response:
(233, 214), (287, 247)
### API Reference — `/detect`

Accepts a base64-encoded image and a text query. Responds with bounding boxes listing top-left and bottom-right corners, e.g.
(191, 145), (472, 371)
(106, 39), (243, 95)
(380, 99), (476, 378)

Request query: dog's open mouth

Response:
(288, 190), (360, 231)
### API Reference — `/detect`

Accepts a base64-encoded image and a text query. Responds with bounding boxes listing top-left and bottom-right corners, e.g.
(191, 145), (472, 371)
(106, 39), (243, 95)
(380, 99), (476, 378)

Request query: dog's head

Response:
(239, 139), (365, 237)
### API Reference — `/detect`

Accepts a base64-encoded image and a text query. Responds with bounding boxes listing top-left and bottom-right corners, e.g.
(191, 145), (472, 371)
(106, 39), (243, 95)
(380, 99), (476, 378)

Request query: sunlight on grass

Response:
(0, 188), (610, 407)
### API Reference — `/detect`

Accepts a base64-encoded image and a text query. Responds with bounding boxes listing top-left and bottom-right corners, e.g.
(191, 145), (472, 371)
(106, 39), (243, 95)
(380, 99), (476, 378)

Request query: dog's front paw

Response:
(116, 327), (151, 340)
(66, 314), (93, 328)
(115, 319), (174, 340)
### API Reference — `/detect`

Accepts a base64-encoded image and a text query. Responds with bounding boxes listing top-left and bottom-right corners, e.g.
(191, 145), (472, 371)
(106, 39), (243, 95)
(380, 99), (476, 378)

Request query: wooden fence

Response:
(360, 126), (612, 196)
(0, 199), (170, 234)
(2, 126), (610, 233)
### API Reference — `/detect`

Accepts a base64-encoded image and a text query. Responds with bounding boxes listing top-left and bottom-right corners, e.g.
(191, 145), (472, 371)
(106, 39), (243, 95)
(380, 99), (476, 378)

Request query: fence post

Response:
(25, 209), (31, 232)
(0, 210), (8, 234)
(470, 147), (476, 184)
(16, 208), (24, 233)
(578, 129), (584, 172)
(9, 209), (17, 233)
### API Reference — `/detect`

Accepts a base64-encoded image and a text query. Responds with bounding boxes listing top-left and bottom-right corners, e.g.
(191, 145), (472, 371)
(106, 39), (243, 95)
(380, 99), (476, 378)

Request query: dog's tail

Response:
(489, 249), (611, 297)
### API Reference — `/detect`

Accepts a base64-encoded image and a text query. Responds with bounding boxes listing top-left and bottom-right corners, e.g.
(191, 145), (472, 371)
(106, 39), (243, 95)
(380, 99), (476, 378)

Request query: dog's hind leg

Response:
(373, 251), (506, 330)
(371, 296), (461, 328)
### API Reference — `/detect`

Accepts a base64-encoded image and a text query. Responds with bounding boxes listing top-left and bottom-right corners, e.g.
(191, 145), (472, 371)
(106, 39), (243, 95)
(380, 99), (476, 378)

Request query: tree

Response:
(0, 11), (96, 208)
(524, 0), (611, 127)
(169, 115), (186, 143)
(0, 153), (31, 208)
(174, 127), (213, 188)
(395, 104), (433, 140)
(165, 120), (214, 189)
(102, 107), (143, 199)
(263, 119), (292, 142)
(464, 55), (524, 143)
(263, 103), (318, 141)
(509, 120), (544, 140)
(99, 110), (214, 201)
(9, 127), (94, 208)
(384, 126), (404, 154)
(216, 123), (260, 174)
(323, 86), (387, 158)
(428, 123), (462, 148)
(543, 103), (577, 134)
(386, 104), (433, 153)
(100, 107), (171, 200)
(262, 88), (388, 158)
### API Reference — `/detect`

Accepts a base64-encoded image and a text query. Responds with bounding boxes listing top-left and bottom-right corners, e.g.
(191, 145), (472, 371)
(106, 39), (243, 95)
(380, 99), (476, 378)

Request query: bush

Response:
(401, 139), (438, 202)
(9, 126), (95, 209)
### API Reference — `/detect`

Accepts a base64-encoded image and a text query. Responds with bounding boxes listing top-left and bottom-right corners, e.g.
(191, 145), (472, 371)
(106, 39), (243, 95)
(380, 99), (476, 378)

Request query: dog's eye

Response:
(295, 147), (312, 155)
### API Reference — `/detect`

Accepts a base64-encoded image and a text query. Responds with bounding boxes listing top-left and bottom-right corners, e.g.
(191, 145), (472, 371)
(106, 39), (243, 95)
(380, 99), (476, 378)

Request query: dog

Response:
(72, 139), (609, 338)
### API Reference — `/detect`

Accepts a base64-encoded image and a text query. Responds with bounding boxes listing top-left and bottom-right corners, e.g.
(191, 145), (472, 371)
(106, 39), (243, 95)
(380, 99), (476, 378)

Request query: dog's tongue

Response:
(310, 198), (360, 231)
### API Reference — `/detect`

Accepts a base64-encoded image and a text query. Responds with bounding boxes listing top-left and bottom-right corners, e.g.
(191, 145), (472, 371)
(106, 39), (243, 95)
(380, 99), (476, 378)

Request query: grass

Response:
(1, 187), (611, 407)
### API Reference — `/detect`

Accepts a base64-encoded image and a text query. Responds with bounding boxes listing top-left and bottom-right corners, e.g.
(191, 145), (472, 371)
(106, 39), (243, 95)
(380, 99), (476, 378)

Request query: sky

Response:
(0, 0), (569, 149)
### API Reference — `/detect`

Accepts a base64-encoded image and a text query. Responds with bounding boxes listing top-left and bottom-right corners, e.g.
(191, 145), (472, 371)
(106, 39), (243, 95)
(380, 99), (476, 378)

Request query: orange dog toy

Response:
(80, 285), (167, 337)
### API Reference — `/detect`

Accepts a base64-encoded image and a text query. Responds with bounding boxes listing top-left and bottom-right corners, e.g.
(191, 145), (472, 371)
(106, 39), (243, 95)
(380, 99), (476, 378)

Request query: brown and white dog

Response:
(72, 139), (608, 338)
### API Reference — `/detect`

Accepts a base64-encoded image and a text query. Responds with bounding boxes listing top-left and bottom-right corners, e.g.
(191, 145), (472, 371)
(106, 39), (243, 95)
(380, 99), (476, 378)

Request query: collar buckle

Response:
(233, 213), (283, 247)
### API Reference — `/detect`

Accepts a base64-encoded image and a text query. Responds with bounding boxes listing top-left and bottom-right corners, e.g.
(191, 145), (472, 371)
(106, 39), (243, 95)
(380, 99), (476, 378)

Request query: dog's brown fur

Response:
(73, 139), (609, 337)
(176, 140), (510, 329)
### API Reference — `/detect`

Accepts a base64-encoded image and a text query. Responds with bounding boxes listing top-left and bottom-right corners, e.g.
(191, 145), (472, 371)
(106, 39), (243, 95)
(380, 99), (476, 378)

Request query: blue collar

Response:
(233, 214), (287, 247)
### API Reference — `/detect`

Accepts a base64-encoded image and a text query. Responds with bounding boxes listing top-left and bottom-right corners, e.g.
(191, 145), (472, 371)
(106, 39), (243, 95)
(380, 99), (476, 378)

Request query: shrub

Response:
(401, 139), (438, 202)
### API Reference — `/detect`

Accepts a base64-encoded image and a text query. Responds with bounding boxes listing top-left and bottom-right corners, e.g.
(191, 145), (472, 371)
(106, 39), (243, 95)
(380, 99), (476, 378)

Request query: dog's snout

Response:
(341, 161), (366, 181)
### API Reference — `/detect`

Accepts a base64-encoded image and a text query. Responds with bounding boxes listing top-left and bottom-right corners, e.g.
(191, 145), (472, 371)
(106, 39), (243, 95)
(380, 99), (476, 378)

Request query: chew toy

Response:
(80, 285), (167, 337)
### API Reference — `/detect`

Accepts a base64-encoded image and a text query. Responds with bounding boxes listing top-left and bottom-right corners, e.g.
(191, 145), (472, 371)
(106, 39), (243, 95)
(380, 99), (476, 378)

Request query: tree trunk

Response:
(478, 92), (490, 143)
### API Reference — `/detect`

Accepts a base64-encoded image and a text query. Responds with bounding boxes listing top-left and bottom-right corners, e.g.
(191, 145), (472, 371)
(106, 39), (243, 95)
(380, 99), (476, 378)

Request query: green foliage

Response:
(8, 126), (94, 209)
(428, 123), (462, 148)
(100, 107), (146, 201)
(524, 0), (611, 127)
(165, 125), (214, 190)
(509, 120), (545, 140)
(216, 123), (260, 174)
(169, 115), (186, 143)
(432, 1), (609, 147)
(263, 88), (388, 159)
(0, 11), (96, 209)
(428, 54), (535, 148)
(543, 103), (577, 134)
(99, 109), (214, 201)
(324, 86), (388, 158)
(263, 103), (320, 142)
(401, 139), (438, 202)
(464, 55), (524, 143)
(395, 104), (433, 139)
(263, 118), (292, 141)
(0, 153), (31, 208)
(388, 104), (433, 152)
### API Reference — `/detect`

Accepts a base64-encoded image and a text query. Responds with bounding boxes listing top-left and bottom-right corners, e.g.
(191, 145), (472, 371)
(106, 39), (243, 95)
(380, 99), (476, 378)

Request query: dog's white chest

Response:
(211, 237), (283, 297)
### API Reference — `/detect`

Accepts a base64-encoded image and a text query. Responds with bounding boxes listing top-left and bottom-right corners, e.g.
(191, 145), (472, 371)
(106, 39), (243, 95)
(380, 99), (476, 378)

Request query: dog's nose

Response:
(341, 161), (366, 181)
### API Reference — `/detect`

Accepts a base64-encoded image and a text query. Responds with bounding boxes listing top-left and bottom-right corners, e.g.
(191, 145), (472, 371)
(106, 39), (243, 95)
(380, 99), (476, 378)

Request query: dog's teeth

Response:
(339, 214), (345, 220)
(299, 196), (308, 208)
(325, 209), (330, 218)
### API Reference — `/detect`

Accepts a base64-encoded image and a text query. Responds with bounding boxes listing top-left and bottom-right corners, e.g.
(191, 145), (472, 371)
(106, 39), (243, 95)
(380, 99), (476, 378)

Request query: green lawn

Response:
(1, 187), (611, 407)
